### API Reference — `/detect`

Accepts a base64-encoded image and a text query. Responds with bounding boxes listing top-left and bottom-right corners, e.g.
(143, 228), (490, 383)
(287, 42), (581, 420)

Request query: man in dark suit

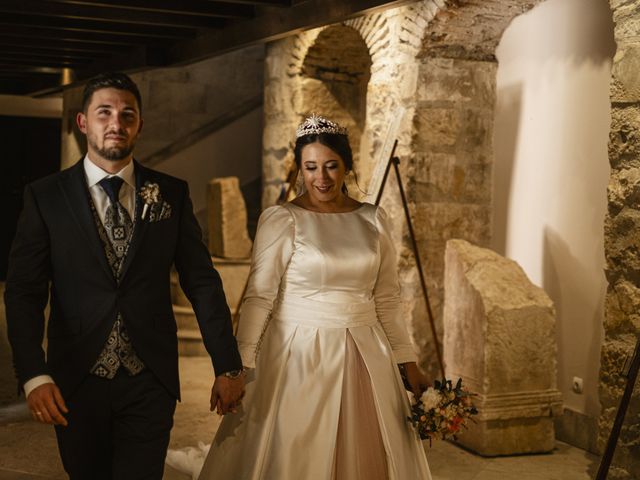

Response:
(4, 72), (245, 479)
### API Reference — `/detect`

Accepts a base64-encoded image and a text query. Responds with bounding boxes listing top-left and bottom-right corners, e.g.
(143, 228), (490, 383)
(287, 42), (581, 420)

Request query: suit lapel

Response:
(59, 159), (115, 283)
(118, 160), (150, 282)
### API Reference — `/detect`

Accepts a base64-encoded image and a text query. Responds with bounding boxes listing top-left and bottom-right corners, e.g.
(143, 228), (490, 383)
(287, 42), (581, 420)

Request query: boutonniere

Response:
(139, 182), (172, 222)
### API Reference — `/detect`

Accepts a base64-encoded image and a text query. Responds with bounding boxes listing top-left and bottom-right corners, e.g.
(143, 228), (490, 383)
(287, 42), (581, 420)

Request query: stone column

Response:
(443, 239), (562, 455)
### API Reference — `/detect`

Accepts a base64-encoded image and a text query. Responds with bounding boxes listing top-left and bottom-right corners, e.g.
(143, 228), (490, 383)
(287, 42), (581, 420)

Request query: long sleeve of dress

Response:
(236, 206), (294, 368)
(373, 206), (418, 364)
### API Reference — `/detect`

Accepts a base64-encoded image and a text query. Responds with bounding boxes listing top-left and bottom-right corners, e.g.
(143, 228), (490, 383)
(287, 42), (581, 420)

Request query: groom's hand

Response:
(27, 383), (69, 426)
(210, 374), (245, 415)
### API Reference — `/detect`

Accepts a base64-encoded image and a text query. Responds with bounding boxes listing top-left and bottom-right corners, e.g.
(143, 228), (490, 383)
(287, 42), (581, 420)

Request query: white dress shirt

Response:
(23, 156), (136, 398)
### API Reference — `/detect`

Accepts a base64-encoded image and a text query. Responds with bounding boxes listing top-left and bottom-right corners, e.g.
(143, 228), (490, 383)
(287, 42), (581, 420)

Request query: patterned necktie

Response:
(91, 175), (145, 379)
(98, 176), (131, 263)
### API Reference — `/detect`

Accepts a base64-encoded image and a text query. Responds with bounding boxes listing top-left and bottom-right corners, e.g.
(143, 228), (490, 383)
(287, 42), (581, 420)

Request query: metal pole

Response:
(390, 156), (446, 380)
(596, 336), (640, 479)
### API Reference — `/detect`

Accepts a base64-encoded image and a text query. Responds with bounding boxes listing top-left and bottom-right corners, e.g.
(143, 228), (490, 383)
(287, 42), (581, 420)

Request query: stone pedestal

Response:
(172, 257), (251, 356)
(443, 239), (562, 456)
(208, 177), (253, 259)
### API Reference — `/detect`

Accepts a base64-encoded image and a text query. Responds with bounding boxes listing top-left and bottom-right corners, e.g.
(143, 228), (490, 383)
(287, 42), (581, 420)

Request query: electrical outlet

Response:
(572, 376), (584, 394)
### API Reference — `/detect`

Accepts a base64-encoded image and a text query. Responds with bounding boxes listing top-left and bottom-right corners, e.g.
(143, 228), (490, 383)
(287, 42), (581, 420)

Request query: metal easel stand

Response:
(596, 335), (640, 479)
(375, 139), (446, 380)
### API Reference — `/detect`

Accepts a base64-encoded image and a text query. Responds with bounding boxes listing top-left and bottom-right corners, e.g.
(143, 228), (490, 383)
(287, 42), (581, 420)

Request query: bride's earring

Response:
(342, 170), (350, 195)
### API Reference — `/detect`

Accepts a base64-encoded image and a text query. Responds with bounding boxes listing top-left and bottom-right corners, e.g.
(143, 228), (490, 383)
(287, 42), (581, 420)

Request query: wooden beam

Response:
(0, 0), (229, 28)
(0, 24), (172, 46)
(0, 76), (65, 96)
(167, 0), (413, 64)
(204, 0), (291, 5)
(48, 0), (255, 19)
(0, 46), (107, 60)
(0, 12), (196, 39)
(0, 35), (129, 54)
(0, 58), (87, 69)
(0, 67), (63, 75)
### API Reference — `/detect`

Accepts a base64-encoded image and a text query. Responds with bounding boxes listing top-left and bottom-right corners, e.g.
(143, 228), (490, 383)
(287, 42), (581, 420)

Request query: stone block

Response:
(418, 57), (476, 103)
(208, 177), (253, 259)
(414, 153), (491, 203)
(608, 106), (640, 169)
(414, 106), (460, 148)
(443, 239), (562, 456)
(611, 44), (640, 103)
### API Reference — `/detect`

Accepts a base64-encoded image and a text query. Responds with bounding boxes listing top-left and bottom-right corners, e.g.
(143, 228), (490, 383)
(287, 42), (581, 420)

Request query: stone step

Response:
(174, 303), (239, 357)
(174, 304), (197, 331)
(173, 304), (237, 331)
(177, 328), (208, 357)
(170, 256), (251, 309)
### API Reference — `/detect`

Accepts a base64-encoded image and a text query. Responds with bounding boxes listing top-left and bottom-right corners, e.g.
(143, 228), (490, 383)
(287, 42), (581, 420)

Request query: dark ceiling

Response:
(0, 0), (410, 97)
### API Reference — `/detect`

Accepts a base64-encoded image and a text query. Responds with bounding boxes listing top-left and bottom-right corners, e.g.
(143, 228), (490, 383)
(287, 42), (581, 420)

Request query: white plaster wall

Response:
(493, 0), (615, 418)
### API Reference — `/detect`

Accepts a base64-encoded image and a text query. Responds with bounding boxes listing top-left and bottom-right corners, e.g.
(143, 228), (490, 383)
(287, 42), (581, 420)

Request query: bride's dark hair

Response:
(293, 133), (353, 171)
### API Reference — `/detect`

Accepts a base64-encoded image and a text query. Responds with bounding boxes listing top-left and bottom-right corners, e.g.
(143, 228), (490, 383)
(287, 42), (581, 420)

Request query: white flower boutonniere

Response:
(139, 182), (160, 220)
(139, 182), (172, 222)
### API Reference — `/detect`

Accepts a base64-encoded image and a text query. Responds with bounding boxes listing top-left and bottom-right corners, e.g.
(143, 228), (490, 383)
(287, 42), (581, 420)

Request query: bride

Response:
(197, 114), (432, 479)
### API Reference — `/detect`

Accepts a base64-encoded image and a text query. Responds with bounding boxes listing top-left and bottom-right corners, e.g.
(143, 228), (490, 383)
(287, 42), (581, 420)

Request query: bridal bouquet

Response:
(408, 378), (477, 444)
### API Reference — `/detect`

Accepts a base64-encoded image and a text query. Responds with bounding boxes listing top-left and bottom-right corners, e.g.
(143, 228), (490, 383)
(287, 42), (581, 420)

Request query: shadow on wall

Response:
(492, 0), (614, 445)
(492, 82), (522, 256)
(543, 227), (605, 416)
(493, 0), (616, 255)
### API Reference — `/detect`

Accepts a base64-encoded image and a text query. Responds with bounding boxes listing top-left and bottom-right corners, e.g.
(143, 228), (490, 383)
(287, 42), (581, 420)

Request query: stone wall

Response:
(262, 0), (540, 378)
(600, 1), (640, 477)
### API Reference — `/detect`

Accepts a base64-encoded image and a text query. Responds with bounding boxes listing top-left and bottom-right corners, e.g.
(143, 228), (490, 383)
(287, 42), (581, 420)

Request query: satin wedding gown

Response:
(198, 202), (432, 480)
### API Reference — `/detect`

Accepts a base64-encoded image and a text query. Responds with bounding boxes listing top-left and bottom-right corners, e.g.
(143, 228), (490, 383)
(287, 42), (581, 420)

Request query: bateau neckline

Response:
(287, 202), (367, 214)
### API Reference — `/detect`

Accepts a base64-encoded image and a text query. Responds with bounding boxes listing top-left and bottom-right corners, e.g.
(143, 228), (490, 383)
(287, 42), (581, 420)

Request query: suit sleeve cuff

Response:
(24, 375), (55, 398)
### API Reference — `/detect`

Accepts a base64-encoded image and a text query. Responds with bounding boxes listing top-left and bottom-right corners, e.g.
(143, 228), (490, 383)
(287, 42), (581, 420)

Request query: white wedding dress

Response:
(197, 202), (432, 480)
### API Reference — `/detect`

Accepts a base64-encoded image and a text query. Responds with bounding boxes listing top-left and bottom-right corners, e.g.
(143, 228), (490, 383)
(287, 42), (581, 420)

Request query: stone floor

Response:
(0, 356), (600, 480)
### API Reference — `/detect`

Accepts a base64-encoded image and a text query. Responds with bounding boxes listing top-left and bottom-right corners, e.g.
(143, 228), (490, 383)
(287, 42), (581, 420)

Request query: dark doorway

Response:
(0, 115), (61, 280)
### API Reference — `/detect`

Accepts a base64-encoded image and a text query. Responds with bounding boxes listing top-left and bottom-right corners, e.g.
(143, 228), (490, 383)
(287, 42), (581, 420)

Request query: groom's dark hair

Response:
(81, 72), (142, 113)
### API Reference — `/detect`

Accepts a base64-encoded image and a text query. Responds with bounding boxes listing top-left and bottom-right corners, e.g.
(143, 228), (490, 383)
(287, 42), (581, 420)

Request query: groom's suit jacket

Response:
(4, 159), (242, 399)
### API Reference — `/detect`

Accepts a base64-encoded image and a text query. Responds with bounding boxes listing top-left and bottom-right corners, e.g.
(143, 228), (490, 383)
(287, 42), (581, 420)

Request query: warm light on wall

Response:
(60, 68), (75, 87)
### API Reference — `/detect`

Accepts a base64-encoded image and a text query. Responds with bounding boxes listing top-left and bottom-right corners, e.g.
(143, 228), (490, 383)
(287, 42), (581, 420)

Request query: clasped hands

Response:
(210, 373), (246, 415)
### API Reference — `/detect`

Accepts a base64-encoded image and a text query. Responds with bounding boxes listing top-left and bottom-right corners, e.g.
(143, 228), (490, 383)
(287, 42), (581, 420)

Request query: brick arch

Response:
(300, 25), (372, 128)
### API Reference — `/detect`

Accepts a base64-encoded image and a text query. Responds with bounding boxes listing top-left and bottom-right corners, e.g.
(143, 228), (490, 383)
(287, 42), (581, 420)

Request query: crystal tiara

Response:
(295, 113), (348, 138)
